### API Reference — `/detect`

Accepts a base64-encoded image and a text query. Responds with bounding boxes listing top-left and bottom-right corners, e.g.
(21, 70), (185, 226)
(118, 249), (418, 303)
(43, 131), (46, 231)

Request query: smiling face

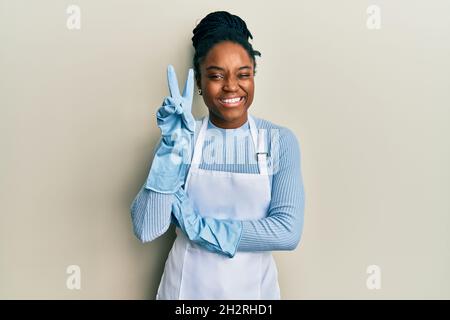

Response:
(197, 41), (255, 129)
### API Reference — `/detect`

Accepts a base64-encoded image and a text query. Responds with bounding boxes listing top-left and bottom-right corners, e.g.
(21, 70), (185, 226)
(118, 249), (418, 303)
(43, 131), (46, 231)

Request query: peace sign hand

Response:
(167, 64), (194, 114)
(146, 65), (196, 194)
(157, 65), (195, 135)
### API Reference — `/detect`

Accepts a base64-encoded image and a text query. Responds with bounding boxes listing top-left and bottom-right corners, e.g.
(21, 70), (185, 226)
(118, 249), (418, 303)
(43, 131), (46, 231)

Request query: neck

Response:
(208, 113), (248, 129)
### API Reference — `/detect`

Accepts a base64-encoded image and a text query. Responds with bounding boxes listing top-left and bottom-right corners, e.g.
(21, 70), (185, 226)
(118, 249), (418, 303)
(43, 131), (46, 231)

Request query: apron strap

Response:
(190, 115), (209, 170)
(248, 116), (268, 176)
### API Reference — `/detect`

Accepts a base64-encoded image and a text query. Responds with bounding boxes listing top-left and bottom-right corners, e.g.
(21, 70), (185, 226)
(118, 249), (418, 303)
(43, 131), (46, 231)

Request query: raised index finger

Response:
(167, 65), (181, 99)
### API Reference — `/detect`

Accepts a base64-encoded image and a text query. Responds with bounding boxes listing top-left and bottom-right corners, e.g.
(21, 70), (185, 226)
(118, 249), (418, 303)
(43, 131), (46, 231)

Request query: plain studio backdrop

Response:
(1, 0), (449, 299)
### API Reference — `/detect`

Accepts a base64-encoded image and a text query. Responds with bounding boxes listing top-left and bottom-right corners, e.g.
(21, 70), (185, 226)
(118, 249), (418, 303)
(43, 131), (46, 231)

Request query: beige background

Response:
(1, 0), (449, 299)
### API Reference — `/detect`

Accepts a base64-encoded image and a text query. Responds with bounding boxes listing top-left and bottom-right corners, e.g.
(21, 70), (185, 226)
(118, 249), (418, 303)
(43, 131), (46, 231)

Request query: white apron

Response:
(156, 114), (280, 300)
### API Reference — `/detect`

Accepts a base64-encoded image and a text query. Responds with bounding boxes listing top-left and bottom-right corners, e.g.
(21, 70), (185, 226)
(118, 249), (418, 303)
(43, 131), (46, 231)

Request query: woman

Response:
(131, 11), (305, 300)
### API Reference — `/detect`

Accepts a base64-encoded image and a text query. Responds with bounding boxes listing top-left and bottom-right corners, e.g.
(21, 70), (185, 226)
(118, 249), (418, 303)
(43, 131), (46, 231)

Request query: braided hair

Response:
(191, 11), (261, 83)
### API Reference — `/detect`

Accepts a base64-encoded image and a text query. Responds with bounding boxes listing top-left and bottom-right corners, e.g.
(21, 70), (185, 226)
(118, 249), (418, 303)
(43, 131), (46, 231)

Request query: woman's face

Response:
(197, 41), (255, 129)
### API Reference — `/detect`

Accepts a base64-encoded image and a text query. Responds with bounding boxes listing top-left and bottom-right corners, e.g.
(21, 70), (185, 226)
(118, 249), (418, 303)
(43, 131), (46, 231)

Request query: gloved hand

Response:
(145, 65), (195, 194)
(171, 188), (243, 258)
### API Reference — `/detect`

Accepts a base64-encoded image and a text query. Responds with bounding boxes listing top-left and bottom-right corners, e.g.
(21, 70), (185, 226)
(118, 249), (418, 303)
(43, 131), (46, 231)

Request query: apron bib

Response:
(156, 114), (280, 300)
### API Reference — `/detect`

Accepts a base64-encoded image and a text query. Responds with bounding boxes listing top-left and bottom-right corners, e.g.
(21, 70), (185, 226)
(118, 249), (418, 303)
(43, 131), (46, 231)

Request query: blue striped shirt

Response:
(130, 116), (305, 251)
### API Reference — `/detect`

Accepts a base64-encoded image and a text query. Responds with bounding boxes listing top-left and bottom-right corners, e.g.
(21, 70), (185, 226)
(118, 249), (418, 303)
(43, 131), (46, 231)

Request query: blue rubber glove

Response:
(145, 65), (195, 194)
(172, 188), (243, 258)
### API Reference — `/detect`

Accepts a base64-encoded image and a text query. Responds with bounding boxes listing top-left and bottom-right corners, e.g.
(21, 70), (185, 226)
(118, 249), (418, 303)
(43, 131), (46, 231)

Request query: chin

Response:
(218, 108), (247, 121)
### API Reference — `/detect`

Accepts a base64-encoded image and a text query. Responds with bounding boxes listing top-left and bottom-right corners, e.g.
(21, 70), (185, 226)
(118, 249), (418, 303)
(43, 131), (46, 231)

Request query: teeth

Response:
(221, 97), (241, 103)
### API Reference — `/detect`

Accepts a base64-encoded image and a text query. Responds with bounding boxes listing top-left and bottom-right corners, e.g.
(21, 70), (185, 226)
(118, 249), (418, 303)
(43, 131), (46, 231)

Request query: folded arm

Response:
(172, 128), (305, 256)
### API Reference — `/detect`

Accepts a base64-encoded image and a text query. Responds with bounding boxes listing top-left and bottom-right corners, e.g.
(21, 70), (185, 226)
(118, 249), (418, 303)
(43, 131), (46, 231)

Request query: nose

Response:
(223, 75), (239, 92)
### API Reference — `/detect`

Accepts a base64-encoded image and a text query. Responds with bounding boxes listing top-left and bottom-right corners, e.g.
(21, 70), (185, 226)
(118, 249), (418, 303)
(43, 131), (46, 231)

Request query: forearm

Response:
(238, 204), (304, 252)
(130, 184), (174, 242)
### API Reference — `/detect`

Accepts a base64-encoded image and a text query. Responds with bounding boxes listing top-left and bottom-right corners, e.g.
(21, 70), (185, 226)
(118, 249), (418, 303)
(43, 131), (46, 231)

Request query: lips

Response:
(219, 96), (245, 107)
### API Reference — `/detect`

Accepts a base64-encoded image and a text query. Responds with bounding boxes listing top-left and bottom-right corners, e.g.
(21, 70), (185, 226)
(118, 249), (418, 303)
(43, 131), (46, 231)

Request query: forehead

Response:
(203, 41), (253, 69)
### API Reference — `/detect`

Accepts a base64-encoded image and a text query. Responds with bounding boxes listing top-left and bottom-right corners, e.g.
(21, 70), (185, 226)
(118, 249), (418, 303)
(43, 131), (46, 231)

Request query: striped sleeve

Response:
(130, 186), (174, 242)
(237, 127), (305, 251)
